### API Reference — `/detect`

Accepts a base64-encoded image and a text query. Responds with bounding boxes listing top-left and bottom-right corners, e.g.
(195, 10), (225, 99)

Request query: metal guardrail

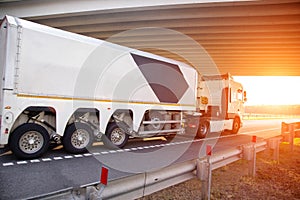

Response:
(281, 121), (300, 151)
(24, 121), (300, 200)
(196, 140), (266, 200)
(40, 139), (267, 200)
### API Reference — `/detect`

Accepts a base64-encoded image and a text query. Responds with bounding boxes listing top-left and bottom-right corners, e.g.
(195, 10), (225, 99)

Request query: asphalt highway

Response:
(0, 119), (297, 199)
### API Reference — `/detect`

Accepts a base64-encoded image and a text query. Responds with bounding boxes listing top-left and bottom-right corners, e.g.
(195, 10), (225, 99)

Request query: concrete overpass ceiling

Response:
(1, 0), (300, 75)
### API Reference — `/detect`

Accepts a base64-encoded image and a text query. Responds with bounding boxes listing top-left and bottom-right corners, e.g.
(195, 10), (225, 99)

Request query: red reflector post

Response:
(252, 135), (257, 143)
(206, 145), (212, 156)
(100, 166), (109, 185)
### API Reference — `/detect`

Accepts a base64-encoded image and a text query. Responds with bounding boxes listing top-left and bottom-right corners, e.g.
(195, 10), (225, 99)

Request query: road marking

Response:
(64, 156), (73, 159)
(124, 149), (131, 152)
(3, 162), (14, 167)
(173, 142), (181, 145)
(0, 137), (199, 167)
(17, 161), (28, 165)
(53, 157), (63, 160)
(0, 126), (285, 169)
(30, 159), (41, 163)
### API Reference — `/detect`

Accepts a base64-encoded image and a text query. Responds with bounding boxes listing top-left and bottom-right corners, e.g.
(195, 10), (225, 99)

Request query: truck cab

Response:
(194, 73), (247, 138)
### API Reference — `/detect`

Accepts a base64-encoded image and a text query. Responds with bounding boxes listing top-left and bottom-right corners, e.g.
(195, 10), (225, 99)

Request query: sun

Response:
(234, 76), (300, 105)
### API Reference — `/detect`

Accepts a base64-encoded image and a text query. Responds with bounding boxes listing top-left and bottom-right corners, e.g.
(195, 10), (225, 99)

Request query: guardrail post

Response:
(281, 122), (286, 135)
(243, 136), (257, 177)
(267, 137), (281, 163)
(197, 145), (212, 200)
(289, 124), (295, 152)
(281, 122), (296, 151)
(281, 122), (288, 142)
(89, 166), (109, 200)
(250, 136), (257, 177)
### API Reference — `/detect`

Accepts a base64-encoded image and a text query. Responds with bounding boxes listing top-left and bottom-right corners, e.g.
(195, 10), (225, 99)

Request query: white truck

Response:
(0, 16), (198, 159)
(191, 73), (247, 138)
(0, 16), (246, 159)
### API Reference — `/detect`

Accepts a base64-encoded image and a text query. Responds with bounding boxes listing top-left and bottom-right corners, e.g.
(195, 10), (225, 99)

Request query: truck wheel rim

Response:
(71, 129), (90, 149)
(234, 123), (238, 129)
(233, 119), (239, 131)
(200, 124), (207, 134)
(19, 131), (44, 154)
(111, 128), (126, 145)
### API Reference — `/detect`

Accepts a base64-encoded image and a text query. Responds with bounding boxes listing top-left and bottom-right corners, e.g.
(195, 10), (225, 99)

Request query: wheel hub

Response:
(28, 138), (35, 145)
(111, 128), (125, 145)
(71, 129), (89, 148)
(19, 131), (44, 154)
(77, 135), (83, 142)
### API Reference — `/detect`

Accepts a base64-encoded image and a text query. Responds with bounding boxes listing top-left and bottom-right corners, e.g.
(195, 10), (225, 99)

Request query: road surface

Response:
(0, 119), (297, 199)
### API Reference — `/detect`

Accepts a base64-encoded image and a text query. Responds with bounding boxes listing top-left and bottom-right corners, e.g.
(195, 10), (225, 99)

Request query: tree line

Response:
(245, 105), (300, 115)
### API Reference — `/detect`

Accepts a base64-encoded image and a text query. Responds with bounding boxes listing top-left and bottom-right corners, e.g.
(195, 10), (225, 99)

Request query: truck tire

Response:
(145, 111), (164, 131)
(9, 123), (50, 159)
(63, 123), (94, 154)
(197, 121), (210, 139)
(231, 117), (240, 134)
(105, 122), (129, 148)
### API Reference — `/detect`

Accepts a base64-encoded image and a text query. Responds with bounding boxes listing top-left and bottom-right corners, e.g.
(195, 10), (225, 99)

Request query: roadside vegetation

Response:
(243, 114), (300, 120)
(244, 105), (300, 120)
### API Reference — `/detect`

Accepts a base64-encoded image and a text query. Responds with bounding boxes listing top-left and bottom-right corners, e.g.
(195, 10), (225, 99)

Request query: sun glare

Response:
(234, 76), (300, 106)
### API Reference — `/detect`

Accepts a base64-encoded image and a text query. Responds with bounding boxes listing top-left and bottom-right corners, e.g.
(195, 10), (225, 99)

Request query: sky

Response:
(234, 76), (300, 106)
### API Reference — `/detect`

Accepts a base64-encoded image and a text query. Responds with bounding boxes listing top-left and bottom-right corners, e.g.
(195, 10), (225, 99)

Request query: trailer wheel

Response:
(231, 117), (240, 134)
(63, 123), (94, 153)
(9, 123), (50, 159)
(145, 111), (164, 131)
(197, 121), (210, 139)
(105, 122), (129, 148)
